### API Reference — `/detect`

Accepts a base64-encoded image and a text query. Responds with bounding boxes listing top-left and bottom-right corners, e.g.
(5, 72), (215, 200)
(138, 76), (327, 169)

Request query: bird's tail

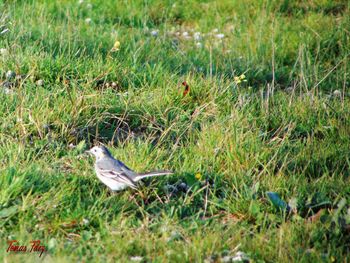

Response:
(134, 170), (173, 182)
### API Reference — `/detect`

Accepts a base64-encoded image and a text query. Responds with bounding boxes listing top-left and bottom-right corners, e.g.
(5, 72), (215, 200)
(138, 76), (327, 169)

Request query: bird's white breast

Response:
(95, 167), (128, 191)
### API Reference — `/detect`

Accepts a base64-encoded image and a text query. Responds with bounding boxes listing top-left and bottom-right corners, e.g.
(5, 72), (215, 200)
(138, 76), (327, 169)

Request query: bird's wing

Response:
(96, 159), (137, 189)
(116, 160), (138, 177)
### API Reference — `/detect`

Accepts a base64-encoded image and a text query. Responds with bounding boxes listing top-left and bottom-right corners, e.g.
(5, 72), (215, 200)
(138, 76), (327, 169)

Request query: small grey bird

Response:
(86, 145), (173, 191)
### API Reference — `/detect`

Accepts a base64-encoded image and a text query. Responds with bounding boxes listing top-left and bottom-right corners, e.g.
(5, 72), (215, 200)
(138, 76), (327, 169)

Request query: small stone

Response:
(285, 86), (295, 93)
(2, 87), (14, 94)
(6, 70), (16, 80)
(111, 82), (117, 88)
(36, 79), (44, 86)
(333, 90), (341, 97)
(182, 31), (189, 37)
(130, 256), (143, 262)
(178, 182), (189, 192)
(165, 184), (177, 193)
(42, 124), (50, 131)
(222, 256), (232, 263)
(2, 81), (12, 88)
(205, 254), (219, 263)
(150, 30), (158, 36)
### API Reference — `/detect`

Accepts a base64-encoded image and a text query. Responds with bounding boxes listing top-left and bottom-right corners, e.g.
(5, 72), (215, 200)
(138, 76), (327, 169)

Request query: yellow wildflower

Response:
(234, 76), (241, 84)
(111, 40), (120, 52)
(234, 74), (247, 84)
(195, 173), (202, 180)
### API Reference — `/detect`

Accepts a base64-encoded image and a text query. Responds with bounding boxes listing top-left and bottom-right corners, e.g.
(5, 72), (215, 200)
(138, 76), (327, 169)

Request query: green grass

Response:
(0, 0), (350, 262)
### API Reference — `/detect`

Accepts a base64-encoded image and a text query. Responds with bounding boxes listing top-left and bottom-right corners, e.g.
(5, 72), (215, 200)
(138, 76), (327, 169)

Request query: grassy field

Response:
(1, 0), (350, 262)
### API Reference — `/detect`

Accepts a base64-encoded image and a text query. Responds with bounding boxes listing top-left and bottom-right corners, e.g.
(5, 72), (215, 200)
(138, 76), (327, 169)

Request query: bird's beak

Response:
(85, 149), (92, 155)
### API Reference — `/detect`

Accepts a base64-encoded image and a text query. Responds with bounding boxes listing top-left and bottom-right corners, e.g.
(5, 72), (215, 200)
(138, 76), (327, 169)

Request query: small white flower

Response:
(214, 147), (220, 155)
(6, 70), (16, 79)
(193, 32), (201, 40)
(212, 28), (219, 33)
(68, 143), (76, 149)
(150, 30), (158, 36)
(85, 18), (92, 24)
(36, 79), (44, 86)
(232, 251), (250, 262)
(86, 3), (92, 9)
(195, 42), (203, 48)
(215, 33), (225, 39)
(82, 218), (90, 225)
(0, 48), (8, 56)
(182, 31), (191, 40)
(78, 0), (84, 4)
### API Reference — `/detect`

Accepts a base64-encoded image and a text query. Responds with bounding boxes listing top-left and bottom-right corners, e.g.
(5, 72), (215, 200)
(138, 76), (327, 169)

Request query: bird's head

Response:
(86, 145), (112, 160)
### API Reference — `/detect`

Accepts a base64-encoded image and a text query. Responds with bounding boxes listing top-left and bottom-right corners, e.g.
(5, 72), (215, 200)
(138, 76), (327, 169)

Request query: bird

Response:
(86, 145), (173, 191)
